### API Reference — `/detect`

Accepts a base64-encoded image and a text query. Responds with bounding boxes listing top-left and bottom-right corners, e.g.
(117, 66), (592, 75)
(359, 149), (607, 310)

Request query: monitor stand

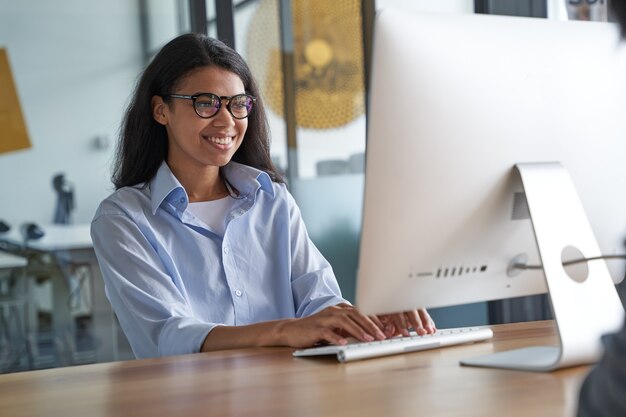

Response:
(461, 162), (625, 371)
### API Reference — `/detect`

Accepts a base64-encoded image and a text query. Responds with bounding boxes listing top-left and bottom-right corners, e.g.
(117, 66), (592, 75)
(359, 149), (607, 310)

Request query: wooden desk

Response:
(0, 321), (590, 417)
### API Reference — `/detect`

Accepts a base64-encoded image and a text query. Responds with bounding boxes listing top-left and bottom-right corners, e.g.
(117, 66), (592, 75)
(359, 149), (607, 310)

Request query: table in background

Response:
(0, 251), (28, 369)
(0, 224), (126, 365)
(0, 252), (27, 270)
(0, 321), (590, 417)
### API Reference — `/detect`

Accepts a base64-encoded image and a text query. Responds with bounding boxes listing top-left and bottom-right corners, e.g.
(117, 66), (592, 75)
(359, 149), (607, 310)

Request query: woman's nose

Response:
(211, 105), (235, 126)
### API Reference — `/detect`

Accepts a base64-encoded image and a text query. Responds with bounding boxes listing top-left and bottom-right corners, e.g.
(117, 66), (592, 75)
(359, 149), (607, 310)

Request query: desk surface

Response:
(0, 251), (27, 269)
(0, 223), (92, 251)
(0, 320), (588, 417)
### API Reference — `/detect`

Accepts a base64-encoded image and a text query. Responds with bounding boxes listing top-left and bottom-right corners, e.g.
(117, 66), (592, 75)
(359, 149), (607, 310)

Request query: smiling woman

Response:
(152, 66), (251, 197)
(111, 34), (281, 191)
(90, 33), (436, 360)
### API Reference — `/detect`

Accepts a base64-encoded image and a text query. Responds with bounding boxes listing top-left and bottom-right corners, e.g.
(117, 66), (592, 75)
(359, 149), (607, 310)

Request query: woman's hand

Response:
(276, 304), (436, 349)
(372, 308), (436, 338)
(203, 305), (435, 352)
(278, 303), (387, 348)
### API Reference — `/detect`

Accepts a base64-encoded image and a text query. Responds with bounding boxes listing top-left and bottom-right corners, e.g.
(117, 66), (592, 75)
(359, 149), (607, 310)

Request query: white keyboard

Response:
(292, 326), (493, 363)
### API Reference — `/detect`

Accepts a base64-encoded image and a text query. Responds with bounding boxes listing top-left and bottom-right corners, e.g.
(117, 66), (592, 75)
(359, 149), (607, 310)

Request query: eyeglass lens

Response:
(194, 94), (253, 119)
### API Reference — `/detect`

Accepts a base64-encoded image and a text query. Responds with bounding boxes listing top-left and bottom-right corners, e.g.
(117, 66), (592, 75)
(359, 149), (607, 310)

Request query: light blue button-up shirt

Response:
(91, 161), (346, 359)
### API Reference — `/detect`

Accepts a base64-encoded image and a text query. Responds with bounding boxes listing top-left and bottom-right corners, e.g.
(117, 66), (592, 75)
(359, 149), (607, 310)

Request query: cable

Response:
(513, 255), (626, 271)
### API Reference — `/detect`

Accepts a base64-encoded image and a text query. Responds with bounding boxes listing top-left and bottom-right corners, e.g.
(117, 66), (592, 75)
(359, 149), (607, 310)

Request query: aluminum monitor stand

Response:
(461, 162), (625, 371)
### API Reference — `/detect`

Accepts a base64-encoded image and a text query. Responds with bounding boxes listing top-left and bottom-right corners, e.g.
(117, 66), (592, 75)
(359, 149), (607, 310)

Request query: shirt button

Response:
(223, 246), (230, 254)
(179, 198), (185, 204)
(235, 289), (243, 297)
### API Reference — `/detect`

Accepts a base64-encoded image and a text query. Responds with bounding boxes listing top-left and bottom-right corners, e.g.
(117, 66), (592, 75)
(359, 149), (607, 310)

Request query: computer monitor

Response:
(356, 9), (626, 371)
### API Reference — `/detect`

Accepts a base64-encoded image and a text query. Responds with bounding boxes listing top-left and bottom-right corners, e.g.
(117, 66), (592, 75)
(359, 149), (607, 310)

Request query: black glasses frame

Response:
(164, 92), (256, 119)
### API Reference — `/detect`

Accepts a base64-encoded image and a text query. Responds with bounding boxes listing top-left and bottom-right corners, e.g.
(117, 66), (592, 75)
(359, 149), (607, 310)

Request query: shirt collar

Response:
(150, 162), (187, 215)
(149, 161), (275, 215)
(222, 161), (275, 199)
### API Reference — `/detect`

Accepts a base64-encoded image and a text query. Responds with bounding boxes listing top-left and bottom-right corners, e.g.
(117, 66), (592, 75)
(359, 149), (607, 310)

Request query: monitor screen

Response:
(357, 9), (626, 316)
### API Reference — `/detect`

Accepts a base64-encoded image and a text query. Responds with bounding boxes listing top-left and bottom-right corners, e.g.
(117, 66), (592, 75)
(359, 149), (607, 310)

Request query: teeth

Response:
(206, 136), (233, 145)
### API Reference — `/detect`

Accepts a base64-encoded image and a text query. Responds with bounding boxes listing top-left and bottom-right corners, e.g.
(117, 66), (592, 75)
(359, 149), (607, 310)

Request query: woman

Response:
(91, 33), (435, 359)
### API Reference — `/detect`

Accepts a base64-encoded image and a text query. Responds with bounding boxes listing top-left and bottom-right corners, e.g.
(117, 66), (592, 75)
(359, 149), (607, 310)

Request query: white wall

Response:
(0, 0), (143, 226)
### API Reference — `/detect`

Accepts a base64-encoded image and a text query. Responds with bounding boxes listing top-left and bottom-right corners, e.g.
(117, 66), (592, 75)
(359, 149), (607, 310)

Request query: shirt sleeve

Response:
(284, 190), (349, 317)
(577, 317), (626, 416)
(91, 206), (216, 359)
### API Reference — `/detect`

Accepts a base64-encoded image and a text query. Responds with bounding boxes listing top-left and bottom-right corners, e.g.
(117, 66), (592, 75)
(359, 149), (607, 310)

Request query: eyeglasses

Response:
(164, 92), (256, 119)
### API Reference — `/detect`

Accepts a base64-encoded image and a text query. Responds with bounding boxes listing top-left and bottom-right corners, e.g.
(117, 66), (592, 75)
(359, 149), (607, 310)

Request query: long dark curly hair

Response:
(112, 33), (283, 189)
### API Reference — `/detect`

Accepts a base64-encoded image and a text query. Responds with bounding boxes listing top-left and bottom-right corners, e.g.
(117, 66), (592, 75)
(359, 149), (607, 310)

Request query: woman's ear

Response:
(151, 96), (168, 125)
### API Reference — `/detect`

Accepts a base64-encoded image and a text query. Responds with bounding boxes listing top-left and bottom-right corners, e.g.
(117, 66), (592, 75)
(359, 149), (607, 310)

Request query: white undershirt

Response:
(187, 195), (237, 237)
